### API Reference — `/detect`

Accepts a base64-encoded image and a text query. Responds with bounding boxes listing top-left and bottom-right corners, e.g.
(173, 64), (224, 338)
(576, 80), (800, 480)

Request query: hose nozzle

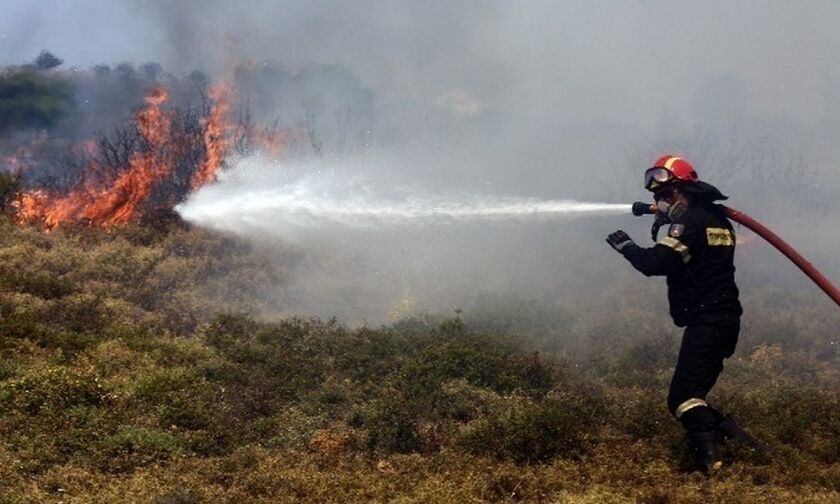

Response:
(632, 201), (656, 216)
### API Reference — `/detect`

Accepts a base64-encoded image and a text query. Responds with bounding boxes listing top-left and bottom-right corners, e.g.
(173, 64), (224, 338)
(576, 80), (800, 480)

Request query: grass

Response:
(2, 216), (840, 502)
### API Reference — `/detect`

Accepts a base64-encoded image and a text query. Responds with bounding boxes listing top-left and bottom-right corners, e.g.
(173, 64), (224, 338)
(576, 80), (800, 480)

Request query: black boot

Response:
(688, 430), (723, 474)
(718, 415), (767, 455)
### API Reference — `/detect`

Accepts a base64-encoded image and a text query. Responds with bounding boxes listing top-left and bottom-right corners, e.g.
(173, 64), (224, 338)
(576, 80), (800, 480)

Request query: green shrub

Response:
(464, 294), (575, 352)
(737, 385), (838, 449)
(44, 293), (111, 334)
(603, 387), (670, 441)
(0, 358), (13, 380)
(0, 303), (49, 343)
(95, 427), (182, 472)
(4, 210), (840, 498)
(605, 335), (677, 390)
(362, 394), (422, 454)
(202, 317), (325, 403)
(132, 367), (201, 402)
(0, 265), (74, 299)
(457, 391), (604, 463)
(330, 327), (406, 383)
(400, 333), (549, 400)
(0, 366), (106, 415)
(156, 396), (212, 431)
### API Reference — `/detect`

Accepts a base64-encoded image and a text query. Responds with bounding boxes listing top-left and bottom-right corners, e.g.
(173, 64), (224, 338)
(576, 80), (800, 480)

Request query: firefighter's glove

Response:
(606, 230), (634, 253)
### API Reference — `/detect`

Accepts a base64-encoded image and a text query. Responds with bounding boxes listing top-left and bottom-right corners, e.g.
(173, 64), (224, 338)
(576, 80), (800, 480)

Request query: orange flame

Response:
(12, 79), (261, 229)
(15, 87), (174, 228)
(254, 129), (288, 158)
(191, 83), (231, 189)
(81, 86), (173, 226)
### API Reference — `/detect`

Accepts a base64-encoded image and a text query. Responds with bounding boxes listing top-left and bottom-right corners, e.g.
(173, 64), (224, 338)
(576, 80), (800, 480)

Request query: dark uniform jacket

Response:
(621, 203), (743, 327)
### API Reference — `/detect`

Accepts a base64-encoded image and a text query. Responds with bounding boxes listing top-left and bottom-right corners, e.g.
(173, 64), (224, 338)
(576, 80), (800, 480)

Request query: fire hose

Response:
(632, 202), (840, 308)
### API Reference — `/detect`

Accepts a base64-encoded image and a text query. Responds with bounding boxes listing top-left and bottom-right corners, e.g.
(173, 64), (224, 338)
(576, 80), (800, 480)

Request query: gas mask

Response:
(654, 189), (687, 220)
(651, 190), (687, 240)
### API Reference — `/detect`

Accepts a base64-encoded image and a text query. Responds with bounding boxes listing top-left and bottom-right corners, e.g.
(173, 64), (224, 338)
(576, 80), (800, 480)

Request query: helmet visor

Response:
(644, 167), (673, 191)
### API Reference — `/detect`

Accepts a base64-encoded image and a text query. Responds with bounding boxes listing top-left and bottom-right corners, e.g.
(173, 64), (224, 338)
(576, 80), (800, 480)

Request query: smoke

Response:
(3, 1), (840, 322)
(174, 154), (633, 323)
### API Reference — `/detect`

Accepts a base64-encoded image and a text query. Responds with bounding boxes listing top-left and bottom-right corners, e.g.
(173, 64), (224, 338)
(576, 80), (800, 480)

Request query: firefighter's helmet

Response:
(645, 155), (699, 191)
(644, 155), (728, 201)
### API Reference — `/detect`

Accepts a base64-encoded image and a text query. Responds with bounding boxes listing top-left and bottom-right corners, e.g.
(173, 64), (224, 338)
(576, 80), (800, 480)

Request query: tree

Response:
(142, 63), (162, 82)
(0, 71), (76, 133)
(34, 50), (63, 70)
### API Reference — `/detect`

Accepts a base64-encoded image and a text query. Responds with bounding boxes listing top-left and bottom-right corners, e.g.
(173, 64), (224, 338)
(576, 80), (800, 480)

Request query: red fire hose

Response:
(722, 206), (840, 308)
(632, 201), (840, 308)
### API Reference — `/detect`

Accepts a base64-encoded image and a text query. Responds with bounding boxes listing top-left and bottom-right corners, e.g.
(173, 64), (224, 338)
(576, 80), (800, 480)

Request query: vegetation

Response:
(1, 217), (840, 502)
(0, 70), (75, 134)
(0, 170), (21, 214)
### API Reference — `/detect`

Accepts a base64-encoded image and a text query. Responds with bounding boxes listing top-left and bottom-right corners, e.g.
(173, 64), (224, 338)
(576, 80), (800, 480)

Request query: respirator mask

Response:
(649, 188), (686, 240)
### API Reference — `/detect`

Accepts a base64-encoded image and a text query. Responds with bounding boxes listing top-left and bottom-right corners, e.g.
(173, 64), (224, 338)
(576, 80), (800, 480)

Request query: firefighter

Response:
(605, 155), (754, 473)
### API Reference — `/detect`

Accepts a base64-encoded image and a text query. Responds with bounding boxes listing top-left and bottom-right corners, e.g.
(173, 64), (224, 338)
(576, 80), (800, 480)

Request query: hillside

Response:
(2, 218), (840, 503)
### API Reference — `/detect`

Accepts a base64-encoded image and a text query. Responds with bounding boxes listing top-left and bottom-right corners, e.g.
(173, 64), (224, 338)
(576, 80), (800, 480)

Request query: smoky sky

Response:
(4, 1), (840, 129)
(5, 1), (840, 196)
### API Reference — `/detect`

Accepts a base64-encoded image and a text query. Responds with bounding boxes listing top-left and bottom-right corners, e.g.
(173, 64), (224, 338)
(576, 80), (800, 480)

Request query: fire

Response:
(191, 82), (231, 190)
(9, 76), (302, 229)
(15, 87), (174, 227)
(13, 83), (237, 228)
(252, 128), (296, 159)
(81, 86), (173, 226)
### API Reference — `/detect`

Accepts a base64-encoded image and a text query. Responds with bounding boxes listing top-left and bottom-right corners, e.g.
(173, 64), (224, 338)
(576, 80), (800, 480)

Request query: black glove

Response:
(606, 230), (634, 253)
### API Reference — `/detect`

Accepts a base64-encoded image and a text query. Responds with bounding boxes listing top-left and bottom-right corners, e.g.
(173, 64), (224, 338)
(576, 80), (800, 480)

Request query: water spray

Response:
(632, 202), (840, 308)
(177, 164), (632, 232)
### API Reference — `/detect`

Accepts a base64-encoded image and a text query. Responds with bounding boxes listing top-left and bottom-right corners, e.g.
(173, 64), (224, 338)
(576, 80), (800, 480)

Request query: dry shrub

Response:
(2, 219), (840, 499)
(308, 429), (351, 464)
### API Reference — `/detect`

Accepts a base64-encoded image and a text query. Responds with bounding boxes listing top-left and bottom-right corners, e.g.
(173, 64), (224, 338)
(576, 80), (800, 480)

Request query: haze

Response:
(3, 0), (839, 323)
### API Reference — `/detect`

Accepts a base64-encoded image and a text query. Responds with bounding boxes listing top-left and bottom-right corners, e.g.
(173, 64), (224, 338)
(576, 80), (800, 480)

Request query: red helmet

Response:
(644, 155), (699, 191)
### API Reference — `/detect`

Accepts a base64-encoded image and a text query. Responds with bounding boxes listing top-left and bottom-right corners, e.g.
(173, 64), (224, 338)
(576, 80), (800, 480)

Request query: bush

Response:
(0, 366), (106, 415)
(0, 359), (13, 381)
(399, 329), (556, 406)
(362, 394), (422, 454)
(0, 261), (75, 299)
(0, 170), (22, 214)
(3, 216), (840, 498)
(457, 393), (601, 463)
(94, 427), (182, 472)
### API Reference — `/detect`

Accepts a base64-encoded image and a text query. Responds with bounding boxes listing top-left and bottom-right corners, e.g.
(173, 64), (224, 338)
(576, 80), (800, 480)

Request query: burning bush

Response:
(12, 85), (230, 227)
(1, 56), (373, 229)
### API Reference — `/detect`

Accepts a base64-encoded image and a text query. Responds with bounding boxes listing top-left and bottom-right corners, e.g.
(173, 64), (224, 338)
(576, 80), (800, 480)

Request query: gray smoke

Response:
(3, 0), (840, 323)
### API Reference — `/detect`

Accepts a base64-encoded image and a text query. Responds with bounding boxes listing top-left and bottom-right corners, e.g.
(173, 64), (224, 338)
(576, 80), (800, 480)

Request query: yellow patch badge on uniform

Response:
(668, 224), (685, 237)
(706, 227), (734, 246)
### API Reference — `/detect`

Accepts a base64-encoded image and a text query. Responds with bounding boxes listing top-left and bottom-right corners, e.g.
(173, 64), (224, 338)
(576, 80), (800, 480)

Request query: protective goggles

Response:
(644, 167), (674, 191)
